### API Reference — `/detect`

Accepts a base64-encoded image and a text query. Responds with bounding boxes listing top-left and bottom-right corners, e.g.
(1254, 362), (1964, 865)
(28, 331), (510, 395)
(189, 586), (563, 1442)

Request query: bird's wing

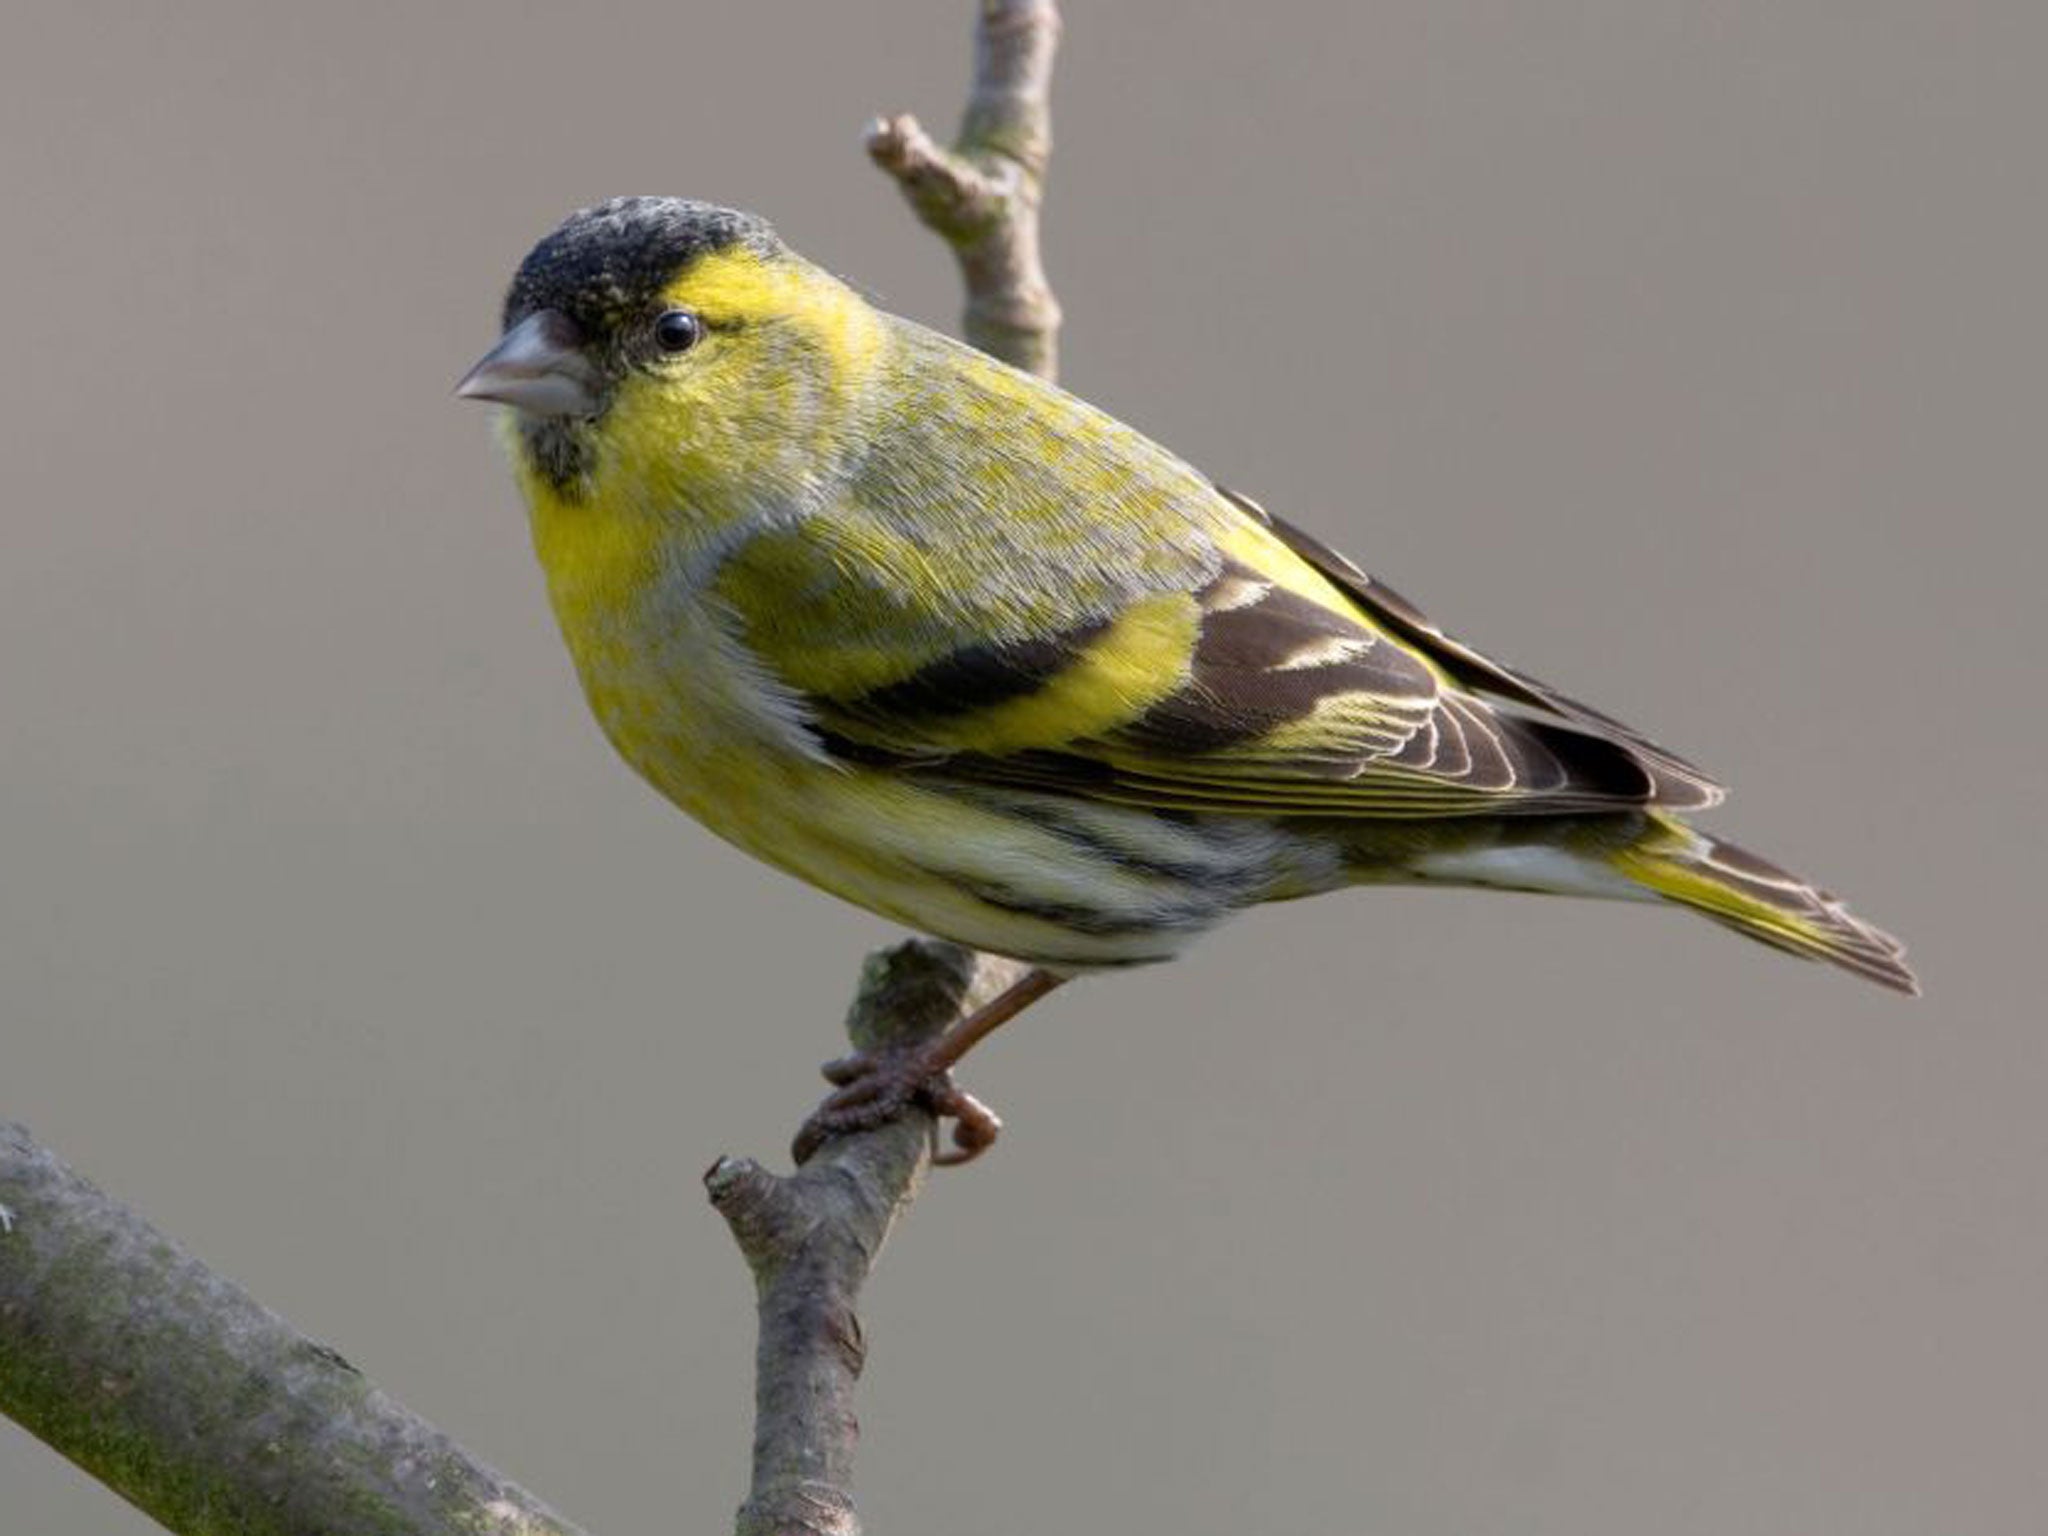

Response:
(1212, 488), (1721, 799)
(718, 484), (1721, 819)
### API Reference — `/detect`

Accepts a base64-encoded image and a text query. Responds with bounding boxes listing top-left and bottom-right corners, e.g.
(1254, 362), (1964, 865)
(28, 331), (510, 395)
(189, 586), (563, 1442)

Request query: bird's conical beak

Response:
(455, 310), (600, 418)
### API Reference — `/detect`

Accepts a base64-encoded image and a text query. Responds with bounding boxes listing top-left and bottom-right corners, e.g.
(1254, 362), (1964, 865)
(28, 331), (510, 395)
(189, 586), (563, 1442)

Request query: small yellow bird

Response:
(459, 197), (1914, 1162)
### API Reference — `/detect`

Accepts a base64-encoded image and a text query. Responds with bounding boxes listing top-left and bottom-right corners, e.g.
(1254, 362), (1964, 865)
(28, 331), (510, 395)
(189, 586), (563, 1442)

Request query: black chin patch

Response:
(504, 196), (779, 335)
(520, 416), (595, 498)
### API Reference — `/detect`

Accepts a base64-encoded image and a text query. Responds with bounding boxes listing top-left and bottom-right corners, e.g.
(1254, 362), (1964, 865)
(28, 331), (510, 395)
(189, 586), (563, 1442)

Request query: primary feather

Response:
(471, 197), (1915, 994)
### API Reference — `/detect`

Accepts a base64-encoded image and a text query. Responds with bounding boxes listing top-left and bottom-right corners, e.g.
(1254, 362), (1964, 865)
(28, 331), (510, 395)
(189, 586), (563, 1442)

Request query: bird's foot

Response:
(792, 1044), (1003, 1168)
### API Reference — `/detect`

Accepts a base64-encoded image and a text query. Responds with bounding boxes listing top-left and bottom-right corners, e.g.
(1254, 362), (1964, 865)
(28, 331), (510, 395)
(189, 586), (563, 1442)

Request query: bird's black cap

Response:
(502, 197), (780, 334)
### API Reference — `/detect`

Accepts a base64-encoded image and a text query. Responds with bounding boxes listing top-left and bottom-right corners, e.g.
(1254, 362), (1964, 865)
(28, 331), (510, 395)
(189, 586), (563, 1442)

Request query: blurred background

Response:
(4, 3), (2042, 1533)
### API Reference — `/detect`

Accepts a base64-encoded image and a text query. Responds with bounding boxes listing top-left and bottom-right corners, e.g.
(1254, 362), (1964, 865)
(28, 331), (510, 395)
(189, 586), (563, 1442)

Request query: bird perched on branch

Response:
(459, 197), (1914, 1163)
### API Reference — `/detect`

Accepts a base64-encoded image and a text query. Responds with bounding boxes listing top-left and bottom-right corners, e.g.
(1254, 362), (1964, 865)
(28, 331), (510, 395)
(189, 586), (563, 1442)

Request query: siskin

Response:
(459, 197), (1914, 1162)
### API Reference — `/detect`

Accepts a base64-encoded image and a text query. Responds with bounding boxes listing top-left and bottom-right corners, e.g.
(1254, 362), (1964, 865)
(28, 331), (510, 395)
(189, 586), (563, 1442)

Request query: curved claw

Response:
(928, 1085), (1003, 1166)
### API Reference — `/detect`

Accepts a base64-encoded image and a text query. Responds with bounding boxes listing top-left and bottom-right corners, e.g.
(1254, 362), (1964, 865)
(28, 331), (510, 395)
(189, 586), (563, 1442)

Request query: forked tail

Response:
(1610, 815), (1918, 994)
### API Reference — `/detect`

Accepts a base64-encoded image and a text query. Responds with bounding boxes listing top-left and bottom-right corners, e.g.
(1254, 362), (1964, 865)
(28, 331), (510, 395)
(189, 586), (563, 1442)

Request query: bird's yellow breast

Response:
(518, 453), (810, 833)
(519, 470), (1209, 964)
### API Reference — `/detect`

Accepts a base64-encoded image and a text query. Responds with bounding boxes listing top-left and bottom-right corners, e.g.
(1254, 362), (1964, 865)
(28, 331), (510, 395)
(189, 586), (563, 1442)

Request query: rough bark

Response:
(868, 0), (1063, 379)
(0, 1120), (585, 1536)
(710, 943), (1029, 1536)
(0, 946), (1031, 1536)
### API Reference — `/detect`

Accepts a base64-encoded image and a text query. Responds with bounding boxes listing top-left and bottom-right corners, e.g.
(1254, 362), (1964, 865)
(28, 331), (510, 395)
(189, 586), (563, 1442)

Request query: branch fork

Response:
(867, 0), (1063, 377)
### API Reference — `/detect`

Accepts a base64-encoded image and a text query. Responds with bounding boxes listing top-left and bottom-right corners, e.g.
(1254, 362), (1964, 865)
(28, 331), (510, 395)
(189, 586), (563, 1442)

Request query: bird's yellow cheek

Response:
(583, 373), (717, 509)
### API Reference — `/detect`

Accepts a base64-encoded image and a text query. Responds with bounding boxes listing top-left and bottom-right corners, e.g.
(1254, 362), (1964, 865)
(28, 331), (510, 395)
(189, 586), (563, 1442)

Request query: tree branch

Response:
(0, 1120), (585, 1536)
(0, 948), (1029, 1536)
(709, 942), (1027, 1536)
(868, 0), (1063, 378)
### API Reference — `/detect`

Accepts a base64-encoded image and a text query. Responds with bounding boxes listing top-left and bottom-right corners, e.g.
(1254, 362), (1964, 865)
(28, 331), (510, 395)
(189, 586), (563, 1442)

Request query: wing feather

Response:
(1215, 485), (1724, 807)
(728, 479), (1720, 820)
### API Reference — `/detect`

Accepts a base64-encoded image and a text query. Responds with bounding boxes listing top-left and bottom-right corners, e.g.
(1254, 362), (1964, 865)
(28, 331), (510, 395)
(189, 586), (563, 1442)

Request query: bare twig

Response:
(710, 942), (1028, 1536)
(868, 0), (1064, 378)
(0, 1120), (585, 1536)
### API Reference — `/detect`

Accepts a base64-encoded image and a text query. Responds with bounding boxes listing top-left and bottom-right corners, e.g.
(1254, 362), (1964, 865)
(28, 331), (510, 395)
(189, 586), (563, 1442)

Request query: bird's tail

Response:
(1609, 814), (1918, 995)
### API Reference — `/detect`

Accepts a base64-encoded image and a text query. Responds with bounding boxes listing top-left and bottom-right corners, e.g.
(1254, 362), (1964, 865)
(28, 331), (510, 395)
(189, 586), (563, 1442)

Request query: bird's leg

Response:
(792, 967), (1066, 1167)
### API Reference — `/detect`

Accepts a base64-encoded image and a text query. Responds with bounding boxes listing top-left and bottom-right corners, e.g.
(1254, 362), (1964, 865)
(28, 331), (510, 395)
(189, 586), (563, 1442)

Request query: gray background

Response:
(4, 3), (2041, 1533)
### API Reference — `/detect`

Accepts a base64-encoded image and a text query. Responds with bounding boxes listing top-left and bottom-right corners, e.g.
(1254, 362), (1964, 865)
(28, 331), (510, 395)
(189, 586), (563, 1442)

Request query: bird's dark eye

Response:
(653, 309), (702, 354)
